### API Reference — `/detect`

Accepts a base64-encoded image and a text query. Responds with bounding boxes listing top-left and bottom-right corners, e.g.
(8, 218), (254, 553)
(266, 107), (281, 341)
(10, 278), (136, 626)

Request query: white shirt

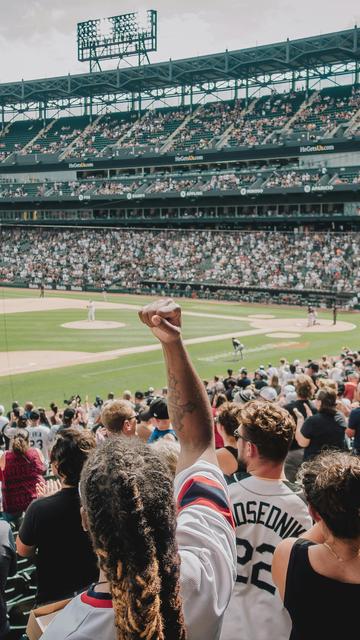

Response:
(221, 474), (312, 640)
(40, 460), (236, 640)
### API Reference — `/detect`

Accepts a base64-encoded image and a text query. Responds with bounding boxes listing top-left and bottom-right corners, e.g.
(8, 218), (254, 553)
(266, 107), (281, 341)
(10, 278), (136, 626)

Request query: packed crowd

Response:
(1, 228), (359, 293)
(0, 299), (360, 639)
(1, 163), (358, 201)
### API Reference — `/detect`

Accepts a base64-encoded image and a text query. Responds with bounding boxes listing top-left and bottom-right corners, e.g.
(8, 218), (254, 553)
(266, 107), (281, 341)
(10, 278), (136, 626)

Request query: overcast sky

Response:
(0, 0), (359, 83)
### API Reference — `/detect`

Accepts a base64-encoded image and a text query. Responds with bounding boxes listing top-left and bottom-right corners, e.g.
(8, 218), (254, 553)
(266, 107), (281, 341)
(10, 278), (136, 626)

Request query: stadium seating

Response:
(69, 111), (138, 159)
(0, 85), (359, 162)
(284, 86), (360, 142)
(226, 91), (305, 147)
(0, 121), (44, 161)
(1, 228), (359, 294)
(23, 115), (91, 157)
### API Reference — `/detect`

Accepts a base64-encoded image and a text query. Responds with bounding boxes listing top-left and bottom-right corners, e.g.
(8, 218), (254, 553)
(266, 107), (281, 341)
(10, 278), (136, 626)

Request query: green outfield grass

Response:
(0, 287), (359, 408)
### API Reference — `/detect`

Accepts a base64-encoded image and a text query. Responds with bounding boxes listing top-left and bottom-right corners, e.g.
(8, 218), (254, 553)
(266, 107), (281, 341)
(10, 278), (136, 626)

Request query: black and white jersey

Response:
(27, 425), (51, 462)
(221, 473), (312, 640)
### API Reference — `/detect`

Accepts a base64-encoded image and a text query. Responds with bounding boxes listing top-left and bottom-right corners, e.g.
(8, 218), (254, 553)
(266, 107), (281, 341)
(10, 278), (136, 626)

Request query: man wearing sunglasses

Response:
(221, 401), (311, 640)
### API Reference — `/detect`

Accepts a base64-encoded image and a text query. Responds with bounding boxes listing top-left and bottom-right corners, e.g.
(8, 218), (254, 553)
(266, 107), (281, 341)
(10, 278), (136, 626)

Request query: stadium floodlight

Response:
(77, 10), (158, 72)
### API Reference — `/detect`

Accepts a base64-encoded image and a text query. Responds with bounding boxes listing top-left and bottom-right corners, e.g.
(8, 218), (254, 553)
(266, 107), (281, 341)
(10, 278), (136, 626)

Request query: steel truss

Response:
(0, 27), (359, 123)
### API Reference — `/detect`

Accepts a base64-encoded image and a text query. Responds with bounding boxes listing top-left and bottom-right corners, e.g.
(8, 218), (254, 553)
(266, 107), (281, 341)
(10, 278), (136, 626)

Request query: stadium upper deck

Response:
(0, 27), (359, 230)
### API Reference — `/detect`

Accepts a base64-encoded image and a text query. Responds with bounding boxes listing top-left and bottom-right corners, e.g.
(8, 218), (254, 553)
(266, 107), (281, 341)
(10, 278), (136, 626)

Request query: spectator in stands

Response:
(215, 403), (243, 477)
(0, 407), (8, 451)
(284, 374), (317, 482)
(346, 405), (360, 455)
(27, 408), (52, 464)
(0, 429), (46, 525)
(272, 451), (360, 639)
(139, 397), (177, 443)
(40, 298), (236, 640)
(16, 429), (98, 605)
(221, 401), (311, 640)
(295, 387), (347, 460)
(0, 521), (16, 639)
(100, 399), (137, 438)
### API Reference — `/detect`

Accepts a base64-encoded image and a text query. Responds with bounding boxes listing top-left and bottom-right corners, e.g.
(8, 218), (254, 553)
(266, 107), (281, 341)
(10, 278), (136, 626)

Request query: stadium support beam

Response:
(0, 27), (359, 117)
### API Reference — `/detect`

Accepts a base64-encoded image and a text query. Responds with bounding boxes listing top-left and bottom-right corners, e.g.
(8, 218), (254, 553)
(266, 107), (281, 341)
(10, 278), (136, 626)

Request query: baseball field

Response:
(0, 287), (359, 408)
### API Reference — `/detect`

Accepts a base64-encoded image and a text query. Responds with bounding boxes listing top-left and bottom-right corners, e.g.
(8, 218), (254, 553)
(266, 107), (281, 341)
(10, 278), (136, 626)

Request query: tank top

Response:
(1, 449), (45, 514)
(285, 538), (360, 639)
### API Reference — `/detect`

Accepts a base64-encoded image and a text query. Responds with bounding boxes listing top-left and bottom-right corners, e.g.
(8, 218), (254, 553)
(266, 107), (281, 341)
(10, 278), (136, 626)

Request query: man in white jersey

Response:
(221, 401), (312, 640)
(27, 410), (52, 464)
(87, 300), (95, 322)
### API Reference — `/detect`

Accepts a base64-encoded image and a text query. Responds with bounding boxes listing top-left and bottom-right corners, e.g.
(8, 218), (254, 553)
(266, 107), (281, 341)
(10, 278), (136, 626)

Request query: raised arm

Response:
(139, 298), (216, 472)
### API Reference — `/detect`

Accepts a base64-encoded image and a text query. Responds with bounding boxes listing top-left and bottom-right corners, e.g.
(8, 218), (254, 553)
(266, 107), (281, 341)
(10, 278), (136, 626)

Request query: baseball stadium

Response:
(0, 3), (360, 639)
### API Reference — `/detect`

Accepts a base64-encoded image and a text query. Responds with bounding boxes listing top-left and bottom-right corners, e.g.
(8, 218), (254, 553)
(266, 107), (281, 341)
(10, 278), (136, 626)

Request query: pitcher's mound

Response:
(62, 321), (126, 330)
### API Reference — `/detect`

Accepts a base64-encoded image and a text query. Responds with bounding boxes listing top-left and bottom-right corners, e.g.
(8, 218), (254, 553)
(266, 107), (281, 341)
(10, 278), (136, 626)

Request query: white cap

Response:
(259, 386), (278, 402)
(293, 359), (300, 366)
(0, 405), (4, 414)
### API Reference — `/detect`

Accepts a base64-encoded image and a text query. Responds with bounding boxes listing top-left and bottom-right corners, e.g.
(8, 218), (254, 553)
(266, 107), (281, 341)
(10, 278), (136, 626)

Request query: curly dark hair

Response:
(298, 451), (360, 539)
(239, 400), (295, 462)
(80, 439), (186, 640)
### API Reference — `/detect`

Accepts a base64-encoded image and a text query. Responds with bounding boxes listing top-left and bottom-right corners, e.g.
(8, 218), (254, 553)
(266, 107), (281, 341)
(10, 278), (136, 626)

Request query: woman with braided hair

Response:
(41, 299), (236, 640)
(272, 450), (360, 640)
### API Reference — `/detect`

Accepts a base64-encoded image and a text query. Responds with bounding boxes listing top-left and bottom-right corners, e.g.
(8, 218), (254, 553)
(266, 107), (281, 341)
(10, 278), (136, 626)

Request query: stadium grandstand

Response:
(0, 25), (359, 308)
(1, 9), (360, 640)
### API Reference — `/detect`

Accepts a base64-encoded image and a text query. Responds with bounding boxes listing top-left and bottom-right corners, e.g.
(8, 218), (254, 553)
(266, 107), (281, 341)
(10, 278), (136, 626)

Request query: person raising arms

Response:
(40, 298), (236, 640)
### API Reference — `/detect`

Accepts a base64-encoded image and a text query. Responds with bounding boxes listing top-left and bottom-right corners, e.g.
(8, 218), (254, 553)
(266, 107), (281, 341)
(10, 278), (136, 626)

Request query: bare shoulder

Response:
(272, 537), (297, 600)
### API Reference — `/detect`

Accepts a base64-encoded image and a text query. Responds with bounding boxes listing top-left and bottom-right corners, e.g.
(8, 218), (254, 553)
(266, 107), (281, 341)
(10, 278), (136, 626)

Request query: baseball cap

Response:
(293, 359), (300, 366)
(259, 386), (278, 402)
(236, 389), (255, 404)
(139, 398), (169, 422)
(283, 384), (296, 395)
(63, 407), (76, 420)
(0, 405), (4, 415)
(239, 368), (248, 375)
(29, 409), (40, 420)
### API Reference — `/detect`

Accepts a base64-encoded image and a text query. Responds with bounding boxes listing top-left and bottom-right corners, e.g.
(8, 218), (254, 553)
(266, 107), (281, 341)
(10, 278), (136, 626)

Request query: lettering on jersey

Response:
(233, 500), (307, 539)
(177, 475), (235, 529)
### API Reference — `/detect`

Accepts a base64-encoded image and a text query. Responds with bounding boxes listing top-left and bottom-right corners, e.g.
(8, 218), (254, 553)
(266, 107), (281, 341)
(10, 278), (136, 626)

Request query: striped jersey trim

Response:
(81, 591), (113, 609)
(177, 475), (235, 529)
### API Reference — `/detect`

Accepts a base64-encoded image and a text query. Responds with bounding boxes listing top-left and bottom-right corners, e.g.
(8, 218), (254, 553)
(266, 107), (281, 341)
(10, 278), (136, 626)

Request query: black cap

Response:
(139, 397), (169, 422)
(29, 410), (40, 421)
(63, 407), (76, 420)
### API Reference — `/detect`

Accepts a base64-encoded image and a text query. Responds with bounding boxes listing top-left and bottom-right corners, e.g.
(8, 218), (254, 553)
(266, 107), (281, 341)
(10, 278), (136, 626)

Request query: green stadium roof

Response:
(0, 26), (359, 107)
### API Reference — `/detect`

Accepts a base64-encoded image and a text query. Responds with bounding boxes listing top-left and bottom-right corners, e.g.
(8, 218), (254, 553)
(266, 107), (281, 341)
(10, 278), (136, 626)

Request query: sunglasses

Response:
(233, 427), (254, 444)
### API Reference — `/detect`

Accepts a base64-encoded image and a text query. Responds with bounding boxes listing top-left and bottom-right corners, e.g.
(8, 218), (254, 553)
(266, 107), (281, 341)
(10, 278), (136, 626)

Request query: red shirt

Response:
(1, 449), (45, 514)
(344, 382), (357, 402)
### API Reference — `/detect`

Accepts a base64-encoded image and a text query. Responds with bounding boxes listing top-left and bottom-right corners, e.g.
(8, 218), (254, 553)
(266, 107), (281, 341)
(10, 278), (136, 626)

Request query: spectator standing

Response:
(283, 374), (317, 481)
(16, 429), (98, 605)
(27, 409), (52, 464)
(100, 399), (137, 438)
(221, 401), (311, 640)
(295, 387), (348, 461)
(40, 298), (236, 640)
(0, 430), (46, 524)
(272, 451), (360, 640)
(139, 398), (177, 443)
(346, 406), (360, 454)
(215, 404), (243, 477)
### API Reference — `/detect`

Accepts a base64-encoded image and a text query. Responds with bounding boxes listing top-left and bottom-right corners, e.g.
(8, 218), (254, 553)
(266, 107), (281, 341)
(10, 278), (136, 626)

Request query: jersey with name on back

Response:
(220, 473), (312, 640)
(27, 425), (51, 462)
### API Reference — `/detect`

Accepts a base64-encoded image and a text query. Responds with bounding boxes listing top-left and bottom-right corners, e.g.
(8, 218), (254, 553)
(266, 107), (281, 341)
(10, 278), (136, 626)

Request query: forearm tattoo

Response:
(168, 371), (197, 432)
